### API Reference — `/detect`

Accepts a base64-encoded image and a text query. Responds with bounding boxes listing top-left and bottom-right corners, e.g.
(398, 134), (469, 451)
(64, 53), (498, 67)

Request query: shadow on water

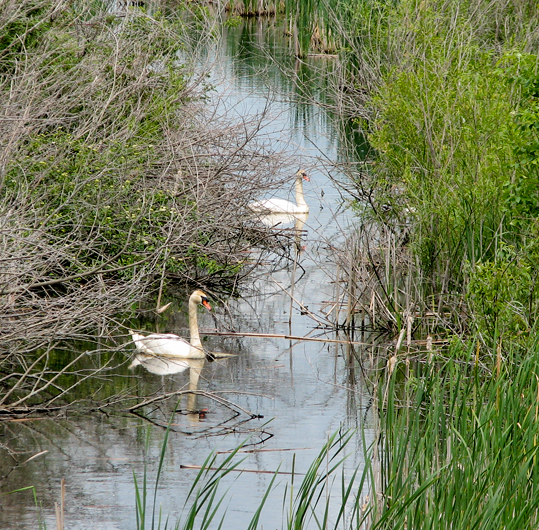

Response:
(0, 14), (384, 530)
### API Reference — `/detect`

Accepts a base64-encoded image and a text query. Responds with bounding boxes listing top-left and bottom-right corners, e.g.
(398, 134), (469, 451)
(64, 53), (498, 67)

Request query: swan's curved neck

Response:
(295, 175), (308, 209)
(189, 298), (202, 349)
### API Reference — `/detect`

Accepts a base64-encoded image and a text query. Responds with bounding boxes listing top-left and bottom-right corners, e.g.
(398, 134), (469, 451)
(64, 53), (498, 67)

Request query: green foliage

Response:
(0, 4), (241, 287)
(134, 424), (172, 530)
(282, 0), (341, 56)
(0, 1), (53, 73)
(498, 52), (539, 226)
(466, 243), (533, 342)
(128, 337), (539, 529)
(1, 485), (45, 530)
(369, 30), (516, 282)
(352, 0), (539, 337)
(5, 130), (176, 279)
(335, 0), (393, 67)
(284, 430), (359, 529)
(367, 340), (539, 529)
(132, 423), (362, 530)
(224, 14), (242, 28)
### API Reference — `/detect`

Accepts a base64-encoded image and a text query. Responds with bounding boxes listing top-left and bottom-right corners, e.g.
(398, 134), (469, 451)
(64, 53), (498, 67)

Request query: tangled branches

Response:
(0, 1), (298, 411)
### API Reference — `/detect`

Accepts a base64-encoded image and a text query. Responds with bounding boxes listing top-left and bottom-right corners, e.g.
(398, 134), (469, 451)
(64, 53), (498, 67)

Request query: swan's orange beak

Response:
(202, 299), (211, 311)
(302, 171), (310, 182)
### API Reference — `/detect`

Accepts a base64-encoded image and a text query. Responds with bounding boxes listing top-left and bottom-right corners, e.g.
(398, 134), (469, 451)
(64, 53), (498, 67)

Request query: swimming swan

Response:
(130, 290), (211, 359)
(249, 169), (309, 214)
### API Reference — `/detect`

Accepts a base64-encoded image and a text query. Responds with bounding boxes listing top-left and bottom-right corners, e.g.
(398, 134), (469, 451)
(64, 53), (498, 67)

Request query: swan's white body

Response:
(249, 170), (309, 214)
(130, 290), (211, 359)
(257, 211), (308, 228)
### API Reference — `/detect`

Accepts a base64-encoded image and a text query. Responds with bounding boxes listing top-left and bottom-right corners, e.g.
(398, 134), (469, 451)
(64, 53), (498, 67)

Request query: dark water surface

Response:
(0, 17), (375, 530)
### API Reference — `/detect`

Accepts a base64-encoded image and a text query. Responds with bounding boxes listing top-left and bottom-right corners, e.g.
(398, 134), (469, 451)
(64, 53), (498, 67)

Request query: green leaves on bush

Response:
(466, 245), (532, 342)
(356, 0), (539, 339)
(498, 52), (539, 226)
(1, 4), (245, 289)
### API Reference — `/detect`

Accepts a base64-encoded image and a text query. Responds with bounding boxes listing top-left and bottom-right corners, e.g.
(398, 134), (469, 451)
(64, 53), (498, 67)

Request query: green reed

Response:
(368, 338), (539, 529)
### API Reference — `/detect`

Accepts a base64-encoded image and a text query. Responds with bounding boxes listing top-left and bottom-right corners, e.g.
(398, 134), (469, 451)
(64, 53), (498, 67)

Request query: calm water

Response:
(0, 17), (375, 530)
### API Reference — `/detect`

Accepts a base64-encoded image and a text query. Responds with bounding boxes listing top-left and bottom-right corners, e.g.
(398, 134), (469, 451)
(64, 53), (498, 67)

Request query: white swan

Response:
(249, 169), (309, 214)
(129, 290), (211, 359)
(257, 211), (308, 228)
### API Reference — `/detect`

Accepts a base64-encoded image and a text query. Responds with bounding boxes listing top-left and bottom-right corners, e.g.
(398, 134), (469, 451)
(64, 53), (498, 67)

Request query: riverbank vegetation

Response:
(326, 0), (539, 347)
(325, 1), (539, 528)
(227, 0), (340, 56)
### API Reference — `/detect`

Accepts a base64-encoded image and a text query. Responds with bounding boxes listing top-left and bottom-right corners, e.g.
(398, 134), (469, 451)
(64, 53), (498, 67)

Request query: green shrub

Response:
(498, 52), (539, 228)
(369, 40), (516, 283)
(466, 246), (531, 342)
(354, 0), (539, 337)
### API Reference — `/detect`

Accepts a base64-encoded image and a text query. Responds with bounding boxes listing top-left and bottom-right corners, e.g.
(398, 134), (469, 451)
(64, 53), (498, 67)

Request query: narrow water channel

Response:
(0, 16), (375, 530)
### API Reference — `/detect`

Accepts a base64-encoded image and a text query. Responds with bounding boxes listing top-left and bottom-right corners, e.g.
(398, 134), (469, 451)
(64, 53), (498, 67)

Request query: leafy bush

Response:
(340, 0), (539, 338)
(466, 246), (532, 342)
(368, 25), (516, 282)
(499, 52), (539, 228)
(0, 2), (279, 289)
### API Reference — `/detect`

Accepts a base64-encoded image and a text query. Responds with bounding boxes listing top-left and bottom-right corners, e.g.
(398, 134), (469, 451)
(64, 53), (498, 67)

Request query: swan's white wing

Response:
(249, 200), (308, 214)
(257, 211), (311, 227)
(249, 198), (299, 214)
(131, 332), (191, 357)
(140, 334), (191, 357)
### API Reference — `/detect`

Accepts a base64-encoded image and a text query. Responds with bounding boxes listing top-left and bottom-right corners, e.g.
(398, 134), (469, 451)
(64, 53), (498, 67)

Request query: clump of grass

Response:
(366, 337), (539, 529)
(283, 430), (363, 530)
(133, 420), (366, 530)
(133, 407), (279, 530)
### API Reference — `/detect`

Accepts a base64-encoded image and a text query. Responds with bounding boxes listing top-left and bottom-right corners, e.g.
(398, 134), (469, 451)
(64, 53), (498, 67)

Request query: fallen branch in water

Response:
(217, 446), (312, 454)
(180, 464), (304, 475)
(203, 330), (366, 345)
(126, 389), (262, 419)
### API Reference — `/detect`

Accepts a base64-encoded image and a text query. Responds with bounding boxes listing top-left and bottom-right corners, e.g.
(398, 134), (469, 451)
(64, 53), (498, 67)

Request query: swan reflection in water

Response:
(258, 211), (309, 253)
(129, 354), (206, 422)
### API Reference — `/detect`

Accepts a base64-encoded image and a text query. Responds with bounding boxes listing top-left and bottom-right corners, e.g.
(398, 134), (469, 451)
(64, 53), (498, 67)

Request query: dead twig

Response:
(203, 330), (367, 345)
(180, 464), (304, 476)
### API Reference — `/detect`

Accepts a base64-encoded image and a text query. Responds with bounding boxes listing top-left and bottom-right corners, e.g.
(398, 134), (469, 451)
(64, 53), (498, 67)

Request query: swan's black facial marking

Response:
(201, 296), (211, 311)
(299, 170), (310, 182)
